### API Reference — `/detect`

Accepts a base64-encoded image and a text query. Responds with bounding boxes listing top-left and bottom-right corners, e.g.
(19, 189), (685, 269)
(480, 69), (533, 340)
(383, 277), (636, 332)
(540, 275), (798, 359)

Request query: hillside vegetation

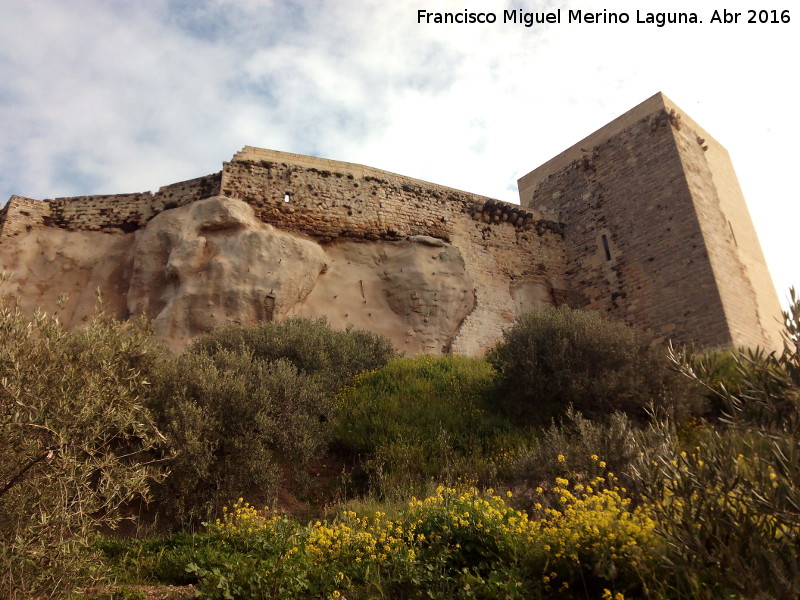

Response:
(2, 293), (799, 599)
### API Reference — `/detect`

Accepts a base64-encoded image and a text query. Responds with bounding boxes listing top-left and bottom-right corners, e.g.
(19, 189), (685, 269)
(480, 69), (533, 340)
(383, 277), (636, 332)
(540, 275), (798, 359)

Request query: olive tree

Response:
(0, 302), (165, 599)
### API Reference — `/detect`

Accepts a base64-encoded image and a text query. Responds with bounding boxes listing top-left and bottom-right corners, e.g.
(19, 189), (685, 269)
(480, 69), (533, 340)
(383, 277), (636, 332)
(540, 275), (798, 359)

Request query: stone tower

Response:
(518, 92), (783, 350)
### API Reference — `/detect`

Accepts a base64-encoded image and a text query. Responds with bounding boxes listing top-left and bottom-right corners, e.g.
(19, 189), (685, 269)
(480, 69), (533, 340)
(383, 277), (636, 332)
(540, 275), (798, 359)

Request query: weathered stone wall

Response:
(669, 104), (783, 350)
(220, 147), (549, 243)
(0, 195), (52, 240)
(45, 192), (159, 232)
(0, 173), (224, 234)
(518, 92), (782, 350)
(155, 173), (222, 209)
(220, 147), (569, 354)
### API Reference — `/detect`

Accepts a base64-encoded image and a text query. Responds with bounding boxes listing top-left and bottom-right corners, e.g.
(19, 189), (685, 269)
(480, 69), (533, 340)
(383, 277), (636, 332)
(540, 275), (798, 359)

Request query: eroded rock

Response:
(127, 196), (328, 350)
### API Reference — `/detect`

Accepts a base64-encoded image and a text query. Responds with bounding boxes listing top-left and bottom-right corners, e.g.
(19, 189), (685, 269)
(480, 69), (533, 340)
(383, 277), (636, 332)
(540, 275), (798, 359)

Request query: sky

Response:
(1, 0), (797, 307)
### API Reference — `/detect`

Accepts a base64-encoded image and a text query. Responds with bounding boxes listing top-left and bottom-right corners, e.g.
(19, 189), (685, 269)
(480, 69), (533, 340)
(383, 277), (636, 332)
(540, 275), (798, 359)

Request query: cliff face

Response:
(0, 191), (563, 353)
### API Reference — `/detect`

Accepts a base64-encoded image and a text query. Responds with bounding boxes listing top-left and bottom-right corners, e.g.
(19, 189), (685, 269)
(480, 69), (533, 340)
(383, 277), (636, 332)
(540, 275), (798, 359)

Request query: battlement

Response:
(0, 149), (558, 243)
(221, 147), (559, 244)
(0, 173), (223, 235)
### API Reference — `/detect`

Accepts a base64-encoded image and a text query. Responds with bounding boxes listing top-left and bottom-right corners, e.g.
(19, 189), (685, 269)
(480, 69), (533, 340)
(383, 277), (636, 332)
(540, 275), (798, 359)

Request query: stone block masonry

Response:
(0, 196), (52, 240)
(221, 146), (554, 243)
(1, 173), (223, 234)
(518, 92), (783, 351)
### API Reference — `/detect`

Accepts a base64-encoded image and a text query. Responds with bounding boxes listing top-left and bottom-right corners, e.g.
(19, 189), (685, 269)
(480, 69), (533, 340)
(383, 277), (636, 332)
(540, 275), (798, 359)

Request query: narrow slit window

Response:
(601, 234), (612, 261)
(728, 220), (737, 246)
(284, 193), (291, 203)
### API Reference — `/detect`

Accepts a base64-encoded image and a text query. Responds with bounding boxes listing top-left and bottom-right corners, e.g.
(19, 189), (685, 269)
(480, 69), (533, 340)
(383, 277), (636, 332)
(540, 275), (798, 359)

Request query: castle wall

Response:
(0, 173), (224, 234)
(45, 192), (159, 232)
(155, 172), (222, 209)
(46, 173), (220, 232)
(220, 146), (551, 243)
(0, 196), (52, 240)
(221, 147), (570, 354)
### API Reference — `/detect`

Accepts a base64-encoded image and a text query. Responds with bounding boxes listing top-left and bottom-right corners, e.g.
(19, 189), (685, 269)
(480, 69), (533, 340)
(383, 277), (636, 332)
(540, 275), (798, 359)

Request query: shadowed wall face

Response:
(518, 93), (783, 351)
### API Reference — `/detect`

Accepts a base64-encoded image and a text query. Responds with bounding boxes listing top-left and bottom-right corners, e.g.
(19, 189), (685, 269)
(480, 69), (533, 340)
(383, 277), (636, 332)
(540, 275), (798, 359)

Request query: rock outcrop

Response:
(0, 195), (511, 353)
(127, 197), (329, 350)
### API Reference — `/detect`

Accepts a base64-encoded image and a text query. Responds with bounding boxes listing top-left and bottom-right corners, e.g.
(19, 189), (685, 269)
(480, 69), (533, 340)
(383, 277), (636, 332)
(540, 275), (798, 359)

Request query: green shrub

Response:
(149, 351), (329, 526)
(188, 317), (397, 395)
(0, 307), (165, 599)
(175, 483), (656, 600)
(96, 532), (226, 586)
(505, 408), (665, 511)
(332, 356), (518, 499)
(148, 318), (396, 526)
(488, 306), (700, 423)
(681, 349), (749, 419)
(632, 290), (800, 599)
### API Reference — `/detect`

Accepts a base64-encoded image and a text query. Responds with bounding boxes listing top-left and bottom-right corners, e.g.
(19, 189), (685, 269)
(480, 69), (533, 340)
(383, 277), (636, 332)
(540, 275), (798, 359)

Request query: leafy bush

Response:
(149, 350), (329, 526)
(505, 408), (667, 511)
(681, 350), (748, 419)
(0, 307), (165, 599)
(178, 480), (656, 600)
(488, 306), (700, 422)
(332, 356), (519, 499)
(189, 317), (397, 395)
(632, 290), (800, 599)
(148, 318), (396, 525)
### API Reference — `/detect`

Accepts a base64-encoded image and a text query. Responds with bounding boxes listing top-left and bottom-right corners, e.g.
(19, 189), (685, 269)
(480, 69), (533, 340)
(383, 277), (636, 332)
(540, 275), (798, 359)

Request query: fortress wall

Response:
(154, 172), (222, 208)
(524, 98), (735, 347)
(221, 148), (570, 353)
(45, 192), (157, 232)
(666, 102), (784, 350)
(221, 147), (552, 243)
(0, 196), (51, 240)
(37, 173), (222, 233)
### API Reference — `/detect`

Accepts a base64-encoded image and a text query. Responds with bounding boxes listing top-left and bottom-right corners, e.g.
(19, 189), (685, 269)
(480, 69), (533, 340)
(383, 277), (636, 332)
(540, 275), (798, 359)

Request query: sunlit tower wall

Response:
(518, 92), (783, 350)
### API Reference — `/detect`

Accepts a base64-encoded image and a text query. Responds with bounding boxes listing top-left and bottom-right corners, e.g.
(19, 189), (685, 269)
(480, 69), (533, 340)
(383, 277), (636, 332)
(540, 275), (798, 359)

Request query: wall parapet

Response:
(222, 147), (560, 244)
(0, 173), (223, 234)
(0, 195), (51, 240)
